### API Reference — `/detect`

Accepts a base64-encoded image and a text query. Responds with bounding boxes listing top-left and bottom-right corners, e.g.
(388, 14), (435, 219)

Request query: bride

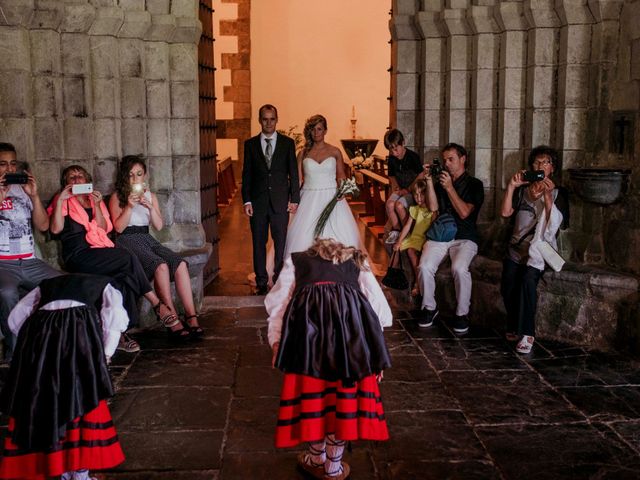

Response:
(284, 114), (364, 257)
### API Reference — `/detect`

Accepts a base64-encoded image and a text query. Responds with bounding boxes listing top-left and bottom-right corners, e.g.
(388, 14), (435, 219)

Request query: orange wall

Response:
(251, 0), (390, 157)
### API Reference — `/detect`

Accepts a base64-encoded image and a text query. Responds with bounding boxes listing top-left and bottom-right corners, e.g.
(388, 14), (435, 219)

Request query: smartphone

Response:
(522, 170), (545, 182)
(131, 183), (144, 194)
(4, 173), (29, 185)
(71, 183), (94, 195)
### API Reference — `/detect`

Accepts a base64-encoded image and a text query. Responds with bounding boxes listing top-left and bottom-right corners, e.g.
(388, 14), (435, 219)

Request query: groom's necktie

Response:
(264, 138), (273, 169)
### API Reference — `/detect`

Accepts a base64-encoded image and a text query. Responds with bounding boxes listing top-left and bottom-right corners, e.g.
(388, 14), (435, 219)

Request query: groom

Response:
(242, 104), (300, 295)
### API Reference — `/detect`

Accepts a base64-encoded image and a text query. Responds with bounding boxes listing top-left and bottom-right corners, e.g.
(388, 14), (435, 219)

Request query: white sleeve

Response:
(264, 256), (296, 347)
(8, 287), (41, 335)
(101, 284), (130, 357)
(358, 270), (393, 328)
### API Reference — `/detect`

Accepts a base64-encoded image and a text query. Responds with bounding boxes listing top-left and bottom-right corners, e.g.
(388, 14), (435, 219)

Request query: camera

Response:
(71, 183), (94, 195)
(429, 158), (443, 177)
(4, 173), (28, 185)
(522, 170), (545, 182)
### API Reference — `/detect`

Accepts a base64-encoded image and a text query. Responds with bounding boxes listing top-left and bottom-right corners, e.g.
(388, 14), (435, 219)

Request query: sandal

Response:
(184, 314), (205, 338)
(153, 302), (190, 340)
(117, 332), (140, 353)
(516, 335), (534, 354)
(296, 452), (324, 479)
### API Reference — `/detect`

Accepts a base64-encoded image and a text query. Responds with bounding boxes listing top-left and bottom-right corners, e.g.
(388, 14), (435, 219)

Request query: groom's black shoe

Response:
(255, 285), (268, 296)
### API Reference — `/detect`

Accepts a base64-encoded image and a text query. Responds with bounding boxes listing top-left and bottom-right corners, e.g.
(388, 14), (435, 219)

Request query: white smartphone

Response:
(71, 183), (93, 195)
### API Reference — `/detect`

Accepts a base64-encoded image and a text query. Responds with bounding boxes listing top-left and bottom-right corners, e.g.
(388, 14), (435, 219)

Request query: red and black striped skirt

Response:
(0, 400), (125, 480)
(275, 373), (389, 448)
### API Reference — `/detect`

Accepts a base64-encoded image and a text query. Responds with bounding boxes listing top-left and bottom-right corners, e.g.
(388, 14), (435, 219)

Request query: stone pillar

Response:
(441, 1), (472, 149)
(389, 0), (422, 151)
(416, 1), (447, 160)
(495, 2), (529, 188)
(218, 0), (251, 164)
(587, 0), (625, 163)
(468, 4), (500, 219)
(523, 0), (561, 149)
(555, 0), (594, 171)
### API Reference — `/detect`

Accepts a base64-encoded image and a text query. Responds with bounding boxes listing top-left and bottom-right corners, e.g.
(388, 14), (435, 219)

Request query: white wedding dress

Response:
(284, 156), (364, 256)
(253, 156), (366, 287)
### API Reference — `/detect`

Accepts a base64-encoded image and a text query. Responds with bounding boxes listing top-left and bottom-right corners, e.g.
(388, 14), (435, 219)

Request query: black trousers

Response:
(65, 247), (153, 328)
(250, 205), (288, 288)
(500, 258), (543, 337)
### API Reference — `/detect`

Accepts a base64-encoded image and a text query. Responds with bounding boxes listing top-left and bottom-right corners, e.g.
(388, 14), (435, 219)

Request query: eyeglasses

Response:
(533, 158), (552, 166)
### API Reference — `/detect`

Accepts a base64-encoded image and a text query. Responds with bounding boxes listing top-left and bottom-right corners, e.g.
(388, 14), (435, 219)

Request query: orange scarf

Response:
(48, 195), (114, 248)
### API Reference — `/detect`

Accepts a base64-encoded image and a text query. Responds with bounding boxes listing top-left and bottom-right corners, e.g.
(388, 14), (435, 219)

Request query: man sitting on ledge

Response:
(0, 142), (61, 361)
(417, 143), (484, 335)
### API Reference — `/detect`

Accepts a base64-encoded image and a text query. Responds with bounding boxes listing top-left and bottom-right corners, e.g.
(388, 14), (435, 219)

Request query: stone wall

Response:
(390, 0), (640, 274)
(216, 0), (250, 164)
(0, 0), (205, 265)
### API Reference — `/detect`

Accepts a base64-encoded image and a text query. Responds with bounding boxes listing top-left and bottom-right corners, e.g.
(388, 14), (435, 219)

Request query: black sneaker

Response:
(418, 308), (439, 328)
(452, 315), (469, 335)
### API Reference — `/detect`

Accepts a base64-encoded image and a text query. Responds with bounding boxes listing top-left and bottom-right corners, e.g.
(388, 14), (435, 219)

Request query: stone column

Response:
(495, 2), (529, 189)
(468, 4), (500, 218)
(524, 0), (561, 149)
(441, 1), (472, 149)
(555, 0), (594, 171)
(389, 0), (422, 151)
(416, 1), (447, 160)
(587, 0), (625, 163)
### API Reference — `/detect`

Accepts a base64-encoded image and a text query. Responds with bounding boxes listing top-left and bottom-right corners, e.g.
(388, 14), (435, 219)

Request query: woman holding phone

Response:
(49, 165), (188, 350)
(109, 155), (203, 338)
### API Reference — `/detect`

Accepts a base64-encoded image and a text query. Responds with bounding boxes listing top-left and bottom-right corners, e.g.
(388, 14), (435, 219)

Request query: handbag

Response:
(382, 250), (409, 290)
(426, 212), (457, 242)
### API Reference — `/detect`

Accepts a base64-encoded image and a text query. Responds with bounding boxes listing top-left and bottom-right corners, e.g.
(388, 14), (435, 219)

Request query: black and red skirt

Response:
(0, 400), (124, 480)
(275, 373), (389, 448)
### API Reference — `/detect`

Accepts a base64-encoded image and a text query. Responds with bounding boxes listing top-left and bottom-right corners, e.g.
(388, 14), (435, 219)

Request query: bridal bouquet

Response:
(314, 177), (360, 238)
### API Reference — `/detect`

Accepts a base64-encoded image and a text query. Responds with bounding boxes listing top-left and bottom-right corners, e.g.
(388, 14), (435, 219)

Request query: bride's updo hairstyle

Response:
(302, 114), (328, 158)
(307, 238), (369, 271)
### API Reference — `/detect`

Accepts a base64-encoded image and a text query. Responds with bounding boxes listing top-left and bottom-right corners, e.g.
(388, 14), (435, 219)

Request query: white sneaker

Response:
(385, 230), (400, 244)
(516, 335), (534, 354)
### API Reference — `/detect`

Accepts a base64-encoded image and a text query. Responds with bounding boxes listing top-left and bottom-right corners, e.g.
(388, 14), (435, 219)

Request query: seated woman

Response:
(108, 155), (203, 336)
(500, 146), (569, 354)
(49, 165), (190, 348)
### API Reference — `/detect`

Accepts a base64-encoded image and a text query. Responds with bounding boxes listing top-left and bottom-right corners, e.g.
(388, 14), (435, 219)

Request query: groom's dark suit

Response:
(242, 133), (300, 289)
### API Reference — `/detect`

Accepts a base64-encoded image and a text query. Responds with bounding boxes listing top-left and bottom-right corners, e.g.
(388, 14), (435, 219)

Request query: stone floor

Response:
(3, 193), (639, 479)
(88, 300), (640, 479)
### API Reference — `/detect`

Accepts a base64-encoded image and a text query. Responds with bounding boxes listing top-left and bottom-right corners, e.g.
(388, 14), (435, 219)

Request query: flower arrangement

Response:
(314, 177), (360, 238)
(351, 148), (373, 170)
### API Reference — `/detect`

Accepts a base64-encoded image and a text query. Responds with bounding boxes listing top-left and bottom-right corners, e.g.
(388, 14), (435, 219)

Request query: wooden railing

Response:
(217, 157), (237, 208)
(358, 169), (389, 232)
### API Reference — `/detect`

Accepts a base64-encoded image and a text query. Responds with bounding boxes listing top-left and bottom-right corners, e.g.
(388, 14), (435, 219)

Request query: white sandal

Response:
(516, 335), (534, 354)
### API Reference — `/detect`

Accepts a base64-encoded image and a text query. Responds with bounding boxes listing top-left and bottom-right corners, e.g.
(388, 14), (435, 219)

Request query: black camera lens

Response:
(430, 159), (443, 177)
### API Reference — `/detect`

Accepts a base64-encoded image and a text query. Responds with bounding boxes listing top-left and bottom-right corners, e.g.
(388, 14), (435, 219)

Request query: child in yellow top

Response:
(393, 180), (435, 296)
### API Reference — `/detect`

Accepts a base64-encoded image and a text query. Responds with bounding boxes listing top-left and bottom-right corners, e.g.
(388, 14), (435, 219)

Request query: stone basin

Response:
(340, 139), (379, 159)
(568, 168), (631, 205)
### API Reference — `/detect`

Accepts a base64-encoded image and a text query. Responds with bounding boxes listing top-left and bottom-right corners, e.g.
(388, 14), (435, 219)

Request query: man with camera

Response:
(0, 142), (61, 360)
(418, 143), (484, 334)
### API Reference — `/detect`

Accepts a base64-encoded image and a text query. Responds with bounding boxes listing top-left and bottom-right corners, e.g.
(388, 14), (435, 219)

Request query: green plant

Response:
(277, 126), (304, 153)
